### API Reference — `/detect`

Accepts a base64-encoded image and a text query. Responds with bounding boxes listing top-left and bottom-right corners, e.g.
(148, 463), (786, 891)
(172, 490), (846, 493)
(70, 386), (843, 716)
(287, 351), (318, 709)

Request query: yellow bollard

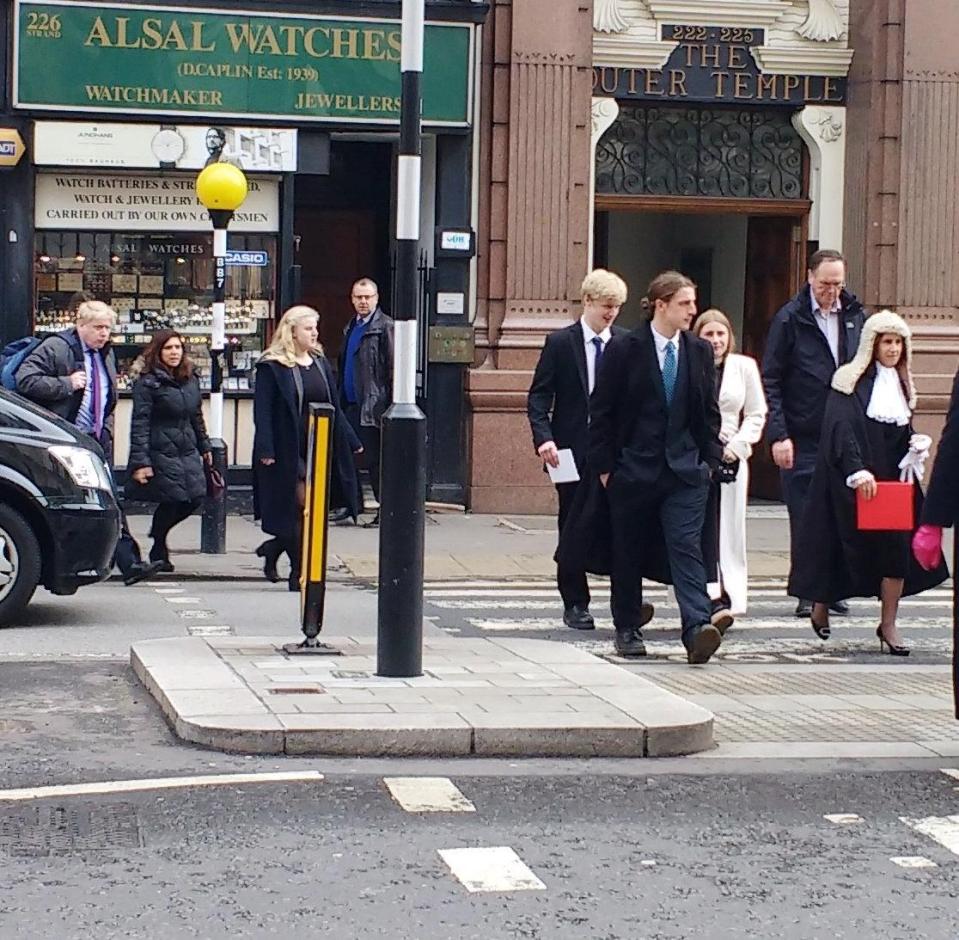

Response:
(283, 402), (341, 656)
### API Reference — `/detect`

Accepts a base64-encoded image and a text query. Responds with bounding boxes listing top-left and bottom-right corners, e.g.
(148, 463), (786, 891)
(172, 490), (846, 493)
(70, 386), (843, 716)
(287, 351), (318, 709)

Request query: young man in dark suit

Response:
(590, 271), (727, 663)
(528, 269), (639, 630)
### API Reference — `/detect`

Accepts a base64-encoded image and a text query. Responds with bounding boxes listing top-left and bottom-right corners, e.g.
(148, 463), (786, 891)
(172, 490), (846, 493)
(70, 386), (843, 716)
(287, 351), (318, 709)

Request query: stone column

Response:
(467, 0), (594, 513)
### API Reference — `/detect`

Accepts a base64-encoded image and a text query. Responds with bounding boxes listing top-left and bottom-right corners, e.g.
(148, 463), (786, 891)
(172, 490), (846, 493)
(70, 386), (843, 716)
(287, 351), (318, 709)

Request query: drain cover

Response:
(0, 802), (142, 856)
(268, 687), (325, 695)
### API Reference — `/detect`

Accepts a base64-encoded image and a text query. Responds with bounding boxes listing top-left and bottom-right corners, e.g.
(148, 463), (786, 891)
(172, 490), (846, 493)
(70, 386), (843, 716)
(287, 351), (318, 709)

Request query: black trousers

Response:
(149, 500), (201, 556)
(345, 403), (382, 503)
(780, 444), (818, 599)
(556, 482), (590, 609)
(609, 471), (712, 645)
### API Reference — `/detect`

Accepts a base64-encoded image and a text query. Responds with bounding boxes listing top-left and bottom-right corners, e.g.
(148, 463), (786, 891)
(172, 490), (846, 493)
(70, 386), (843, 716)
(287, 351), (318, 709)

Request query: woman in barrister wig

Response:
(693, 309), (768, 618)
(789, 310), (948, 653)
(252, 306), (362, 590)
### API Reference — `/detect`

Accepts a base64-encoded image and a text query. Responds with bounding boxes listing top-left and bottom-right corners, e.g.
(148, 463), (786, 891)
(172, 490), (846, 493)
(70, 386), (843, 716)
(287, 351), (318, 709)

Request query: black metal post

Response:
(201, 210), (231, 554)
(377, 0), (426, 678)
(953, 529), (958, 719)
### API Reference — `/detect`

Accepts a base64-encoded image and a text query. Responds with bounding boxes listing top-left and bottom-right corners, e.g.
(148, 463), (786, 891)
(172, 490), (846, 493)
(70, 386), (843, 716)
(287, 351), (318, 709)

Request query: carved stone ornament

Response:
(815, 111), (844, 143)
(594, 0), (632, 34)
(797, 0), (844, 42)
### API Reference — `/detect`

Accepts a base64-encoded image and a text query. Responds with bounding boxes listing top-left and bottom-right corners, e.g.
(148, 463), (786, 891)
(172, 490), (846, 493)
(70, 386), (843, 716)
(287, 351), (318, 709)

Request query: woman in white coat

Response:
(694, 310), (768, 616)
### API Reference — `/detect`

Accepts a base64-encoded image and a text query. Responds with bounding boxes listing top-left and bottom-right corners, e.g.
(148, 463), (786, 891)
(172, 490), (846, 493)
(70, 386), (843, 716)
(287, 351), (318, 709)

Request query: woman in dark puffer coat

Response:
(128, 330), (211, 571)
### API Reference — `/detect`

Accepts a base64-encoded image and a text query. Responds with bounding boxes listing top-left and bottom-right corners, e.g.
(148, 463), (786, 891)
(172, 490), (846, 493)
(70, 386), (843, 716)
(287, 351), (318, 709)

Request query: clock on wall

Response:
(151, 126), (186, 165)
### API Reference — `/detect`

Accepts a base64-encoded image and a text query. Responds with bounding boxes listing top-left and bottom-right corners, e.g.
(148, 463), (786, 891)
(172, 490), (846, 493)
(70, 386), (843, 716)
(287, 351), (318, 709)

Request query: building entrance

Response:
(595, 206), (804, 497)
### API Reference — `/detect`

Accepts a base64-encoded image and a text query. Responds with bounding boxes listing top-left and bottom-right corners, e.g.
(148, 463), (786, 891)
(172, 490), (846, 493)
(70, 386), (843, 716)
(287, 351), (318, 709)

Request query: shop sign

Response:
(35, 172), (279, 232)
(14, 1), (472, 126)
(0, 129), (26, 167)
(593, 25), (846, 106)
(34, 122), (297, 171)
(225, 249), (268, 266)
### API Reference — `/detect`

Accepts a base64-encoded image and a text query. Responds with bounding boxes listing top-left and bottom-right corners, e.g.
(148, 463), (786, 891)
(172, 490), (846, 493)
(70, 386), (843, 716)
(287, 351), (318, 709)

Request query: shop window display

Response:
(33, 231), (276, 392)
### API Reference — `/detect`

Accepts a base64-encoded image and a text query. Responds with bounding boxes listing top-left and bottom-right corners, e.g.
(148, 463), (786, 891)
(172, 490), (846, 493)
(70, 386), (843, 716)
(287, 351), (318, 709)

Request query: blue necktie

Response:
(662, 340), (677, 405)
(591, 336), (604, 388)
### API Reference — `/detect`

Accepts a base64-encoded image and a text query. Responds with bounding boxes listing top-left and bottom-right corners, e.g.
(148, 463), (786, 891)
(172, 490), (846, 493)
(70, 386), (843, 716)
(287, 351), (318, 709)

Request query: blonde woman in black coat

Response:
(253, 306), (362, 590)
(128, 330), (211, 572)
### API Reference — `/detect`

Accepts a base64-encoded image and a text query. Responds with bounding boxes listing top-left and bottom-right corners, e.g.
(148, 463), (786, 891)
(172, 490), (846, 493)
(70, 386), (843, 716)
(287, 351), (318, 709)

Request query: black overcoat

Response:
(788, 370), (948, 602)
(920, 366), (959, 719)
(253, 356), (361, 539)
(127, 368), (209, 504)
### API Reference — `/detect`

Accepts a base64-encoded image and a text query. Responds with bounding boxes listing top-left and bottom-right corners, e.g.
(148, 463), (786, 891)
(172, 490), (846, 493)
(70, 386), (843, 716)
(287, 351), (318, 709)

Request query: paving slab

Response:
(131, 636), (714, 758)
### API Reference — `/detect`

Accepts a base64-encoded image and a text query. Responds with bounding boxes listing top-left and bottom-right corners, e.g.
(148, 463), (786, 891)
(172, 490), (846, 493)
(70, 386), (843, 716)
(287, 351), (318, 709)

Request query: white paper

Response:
(547, 449), (580, 484)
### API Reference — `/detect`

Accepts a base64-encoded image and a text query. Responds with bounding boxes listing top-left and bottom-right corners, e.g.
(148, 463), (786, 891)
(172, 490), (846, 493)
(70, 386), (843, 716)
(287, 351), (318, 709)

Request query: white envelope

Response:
(547, 449), (580, 484)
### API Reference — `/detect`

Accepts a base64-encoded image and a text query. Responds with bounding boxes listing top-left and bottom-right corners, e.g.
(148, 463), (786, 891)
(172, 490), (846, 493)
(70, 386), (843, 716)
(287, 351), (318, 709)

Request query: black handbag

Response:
(714, 459), (740, 485)
(205, 464), (226, 499)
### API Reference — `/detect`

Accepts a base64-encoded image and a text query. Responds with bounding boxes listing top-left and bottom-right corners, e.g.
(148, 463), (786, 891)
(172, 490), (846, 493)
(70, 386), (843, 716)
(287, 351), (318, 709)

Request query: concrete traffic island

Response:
(131, 636), (714, 758)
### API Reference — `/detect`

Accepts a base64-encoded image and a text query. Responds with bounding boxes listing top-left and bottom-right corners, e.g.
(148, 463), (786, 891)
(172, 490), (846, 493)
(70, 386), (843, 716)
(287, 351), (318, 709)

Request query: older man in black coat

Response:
(762, 249), (866, 618)
(528, 269), (632, 630)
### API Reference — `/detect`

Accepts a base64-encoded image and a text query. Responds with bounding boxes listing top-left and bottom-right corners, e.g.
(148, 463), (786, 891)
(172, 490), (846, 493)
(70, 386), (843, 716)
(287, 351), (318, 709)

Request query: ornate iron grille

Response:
(596, 104), (804, 200)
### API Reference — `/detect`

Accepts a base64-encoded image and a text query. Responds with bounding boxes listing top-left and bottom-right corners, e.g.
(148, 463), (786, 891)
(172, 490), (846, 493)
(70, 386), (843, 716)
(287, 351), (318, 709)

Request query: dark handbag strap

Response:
(291, 360), (304, 413)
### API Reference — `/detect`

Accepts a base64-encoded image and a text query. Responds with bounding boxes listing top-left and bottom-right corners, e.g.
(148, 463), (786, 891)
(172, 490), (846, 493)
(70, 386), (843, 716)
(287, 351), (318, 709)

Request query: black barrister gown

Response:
(788, 368), (948, 603)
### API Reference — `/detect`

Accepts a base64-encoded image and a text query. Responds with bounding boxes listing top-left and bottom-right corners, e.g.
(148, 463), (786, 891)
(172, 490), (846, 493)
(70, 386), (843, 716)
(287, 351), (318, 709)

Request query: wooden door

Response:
(293, 207), (376, 361)
(742, 215), (805, 500)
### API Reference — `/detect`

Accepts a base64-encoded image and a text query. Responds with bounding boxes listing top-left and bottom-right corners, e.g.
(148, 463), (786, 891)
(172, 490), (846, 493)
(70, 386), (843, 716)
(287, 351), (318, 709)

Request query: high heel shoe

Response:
(876, 626), (910, 657)
(255, 540), (282, 583)
(810, 616), (831, 640)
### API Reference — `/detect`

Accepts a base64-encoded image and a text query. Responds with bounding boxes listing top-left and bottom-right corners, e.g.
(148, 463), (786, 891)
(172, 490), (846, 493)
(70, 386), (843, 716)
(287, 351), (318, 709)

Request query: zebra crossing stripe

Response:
(384, 777), (475, 813)
(462, 617), (951, 633)
(438, 846), (546, 893)
(890, 856), (938, 869)
(901, 816), (959, 857)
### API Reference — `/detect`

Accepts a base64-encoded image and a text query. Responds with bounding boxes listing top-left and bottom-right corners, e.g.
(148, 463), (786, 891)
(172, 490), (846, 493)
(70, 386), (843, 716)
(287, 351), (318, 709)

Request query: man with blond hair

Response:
(528, 268), (644, 630)
(18, 299), (159, 585)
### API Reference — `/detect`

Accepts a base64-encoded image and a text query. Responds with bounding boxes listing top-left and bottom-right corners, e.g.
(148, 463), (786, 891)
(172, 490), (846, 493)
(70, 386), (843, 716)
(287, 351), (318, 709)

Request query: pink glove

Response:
(912, 524), (944, 571)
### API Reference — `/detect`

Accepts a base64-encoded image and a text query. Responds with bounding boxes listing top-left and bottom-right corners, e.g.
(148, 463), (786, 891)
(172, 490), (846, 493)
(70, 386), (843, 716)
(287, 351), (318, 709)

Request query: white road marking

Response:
(901, 816), (959, 856)
(0, 771), (325, 802)
(164, 597), (203, 604)
(438, 846), (546, 893)
(940, 769), (959, 783)
(824, 814), (864, 825)
(384, 777), (476, 813)
(154, 588), (186, 594)
(187, 625), (234, 636)
(890, 856), (938, 869)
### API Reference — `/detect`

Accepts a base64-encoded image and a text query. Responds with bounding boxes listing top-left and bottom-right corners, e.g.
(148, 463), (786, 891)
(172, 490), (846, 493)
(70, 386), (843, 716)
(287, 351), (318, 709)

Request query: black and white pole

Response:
(376, 0), (426, 678)
(200, 212), (231, 553)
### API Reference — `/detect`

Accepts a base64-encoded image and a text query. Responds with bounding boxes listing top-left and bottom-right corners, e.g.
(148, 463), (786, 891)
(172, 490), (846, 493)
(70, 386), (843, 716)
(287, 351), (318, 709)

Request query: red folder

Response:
(856, 481), (914, 531)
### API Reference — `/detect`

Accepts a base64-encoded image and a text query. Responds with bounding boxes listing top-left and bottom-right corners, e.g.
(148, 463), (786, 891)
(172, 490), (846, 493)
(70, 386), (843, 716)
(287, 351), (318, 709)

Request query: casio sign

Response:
(440, 231), (471, 251)
(225, 250), (269, 267)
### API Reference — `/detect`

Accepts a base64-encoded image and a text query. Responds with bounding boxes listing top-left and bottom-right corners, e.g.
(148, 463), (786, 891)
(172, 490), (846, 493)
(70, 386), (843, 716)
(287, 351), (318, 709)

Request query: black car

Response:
(0, 388), (120, 624)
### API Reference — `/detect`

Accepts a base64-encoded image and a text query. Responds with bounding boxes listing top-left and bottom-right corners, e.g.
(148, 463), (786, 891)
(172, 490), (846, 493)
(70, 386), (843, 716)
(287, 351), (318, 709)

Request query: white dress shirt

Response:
(580, 317), (611, 393)
(650, 323), (680, 372)
(811, 286), (841, 364)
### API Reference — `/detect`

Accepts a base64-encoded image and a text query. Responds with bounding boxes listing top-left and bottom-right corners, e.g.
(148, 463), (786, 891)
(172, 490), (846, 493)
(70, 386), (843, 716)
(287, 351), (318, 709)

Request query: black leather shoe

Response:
(686, 624), (722, 664)
(710, 599), (734, 636)
(614, 627), (647, 657)
(829, 600), (850, 616)
(123, 560), (163, 587)
(563, 605), (595, 630)
(795, 599), (813, 618)
(329, 507), (352, 524)
(255, 540), (282, 583)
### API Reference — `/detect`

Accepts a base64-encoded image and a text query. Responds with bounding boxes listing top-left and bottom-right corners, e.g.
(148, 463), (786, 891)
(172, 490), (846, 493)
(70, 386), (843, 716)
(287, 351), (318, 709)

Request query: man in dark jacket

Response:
(762, 249), (866, 617)
(591, 271), (726, 663)
(337, 278), (394, 526)
(17, 299), (159, 585)
(528, 268), (639, 630)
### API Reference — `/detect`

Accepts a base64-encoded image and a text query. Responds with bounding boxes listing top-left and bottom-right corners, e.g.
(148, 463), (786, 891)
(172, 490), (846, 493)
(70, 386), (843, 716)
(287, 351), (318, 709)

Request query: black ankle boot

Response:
(149, 542), (174, 573)
(256, 540), (282, 583)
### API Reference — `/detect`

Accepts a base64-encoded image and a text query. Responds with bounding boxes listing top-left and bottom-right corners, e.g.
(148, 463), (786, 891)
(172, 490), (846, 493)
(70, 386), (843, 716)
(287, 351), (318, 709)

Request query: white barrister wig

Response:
(831, 309), (917, 409)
